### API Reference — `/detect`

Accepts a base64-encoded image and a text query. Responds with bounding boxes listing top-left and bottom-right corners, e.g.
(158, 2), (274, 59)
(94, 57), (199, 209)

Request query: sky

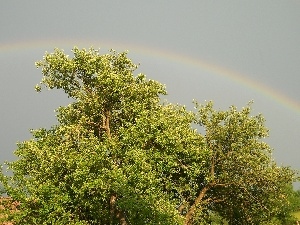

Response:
(0, 1), (299, 186)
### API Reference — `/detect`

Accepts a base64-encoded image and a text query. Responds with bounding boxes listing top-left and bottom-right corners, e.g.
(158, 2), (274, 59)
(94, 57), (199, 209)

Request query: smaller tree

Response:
(182, 101), (297, 225)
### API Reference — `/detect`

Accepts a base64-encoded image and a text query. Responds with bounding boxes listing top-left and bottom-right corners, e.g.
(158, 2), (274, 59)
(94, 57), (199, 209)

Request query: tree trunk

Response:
(110, 193), (117, 225)
(109, 193), (127, 225)
(106, 110), (127, 225)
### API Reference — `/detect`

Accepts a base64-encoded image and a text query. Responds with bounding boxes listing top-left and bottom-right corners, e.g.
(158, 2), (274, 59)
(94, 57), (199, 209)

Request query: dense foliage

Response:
(0, 48), (297, 224)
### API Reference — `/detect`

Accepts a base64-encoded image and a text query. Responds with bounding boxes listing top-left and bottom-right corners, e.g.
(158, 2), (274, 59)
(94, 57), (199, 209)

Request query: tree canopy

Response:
(0, 47), (298, 225)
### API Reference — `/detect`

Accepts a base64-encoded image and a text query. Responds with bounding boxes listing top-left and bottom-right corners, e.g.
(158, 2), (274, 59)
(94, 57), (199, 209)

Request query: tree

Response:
(0, 47), (297, 224)
(182, 102), (296, 225)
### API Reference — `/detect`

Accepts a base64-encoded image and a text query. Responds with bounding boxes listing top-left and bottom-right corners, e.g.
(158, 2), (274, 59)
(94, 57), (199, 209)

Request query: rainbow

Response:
(1, 38), (299, 114)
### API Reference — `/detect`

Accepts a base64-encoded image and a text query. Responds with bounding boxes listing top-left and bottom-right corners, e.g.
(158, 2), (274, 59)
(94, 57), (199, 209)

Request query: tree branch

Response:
(184, 184), (212, 225)
(103, 109), (111, 138)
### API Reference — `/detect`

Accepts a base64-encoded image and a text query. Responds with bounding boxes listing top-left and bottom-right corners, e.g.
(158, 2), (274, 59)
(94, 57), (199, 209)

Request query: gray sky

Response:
(1, 1), (299, 186)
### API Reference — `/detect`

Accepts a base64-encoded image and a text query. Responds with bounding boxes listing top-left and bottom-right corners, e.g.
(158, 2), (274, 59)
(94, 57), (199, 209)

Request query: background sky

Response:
(0, 1), (299, 187)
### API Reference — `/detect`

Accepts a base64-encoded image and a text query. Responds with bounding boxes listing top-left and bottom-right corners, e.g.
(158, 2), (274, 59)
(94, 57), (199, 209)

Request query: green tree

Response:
(0, 48), (198, 224)
(0, 47), (297, 225)
(182, 102), (296, 225)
